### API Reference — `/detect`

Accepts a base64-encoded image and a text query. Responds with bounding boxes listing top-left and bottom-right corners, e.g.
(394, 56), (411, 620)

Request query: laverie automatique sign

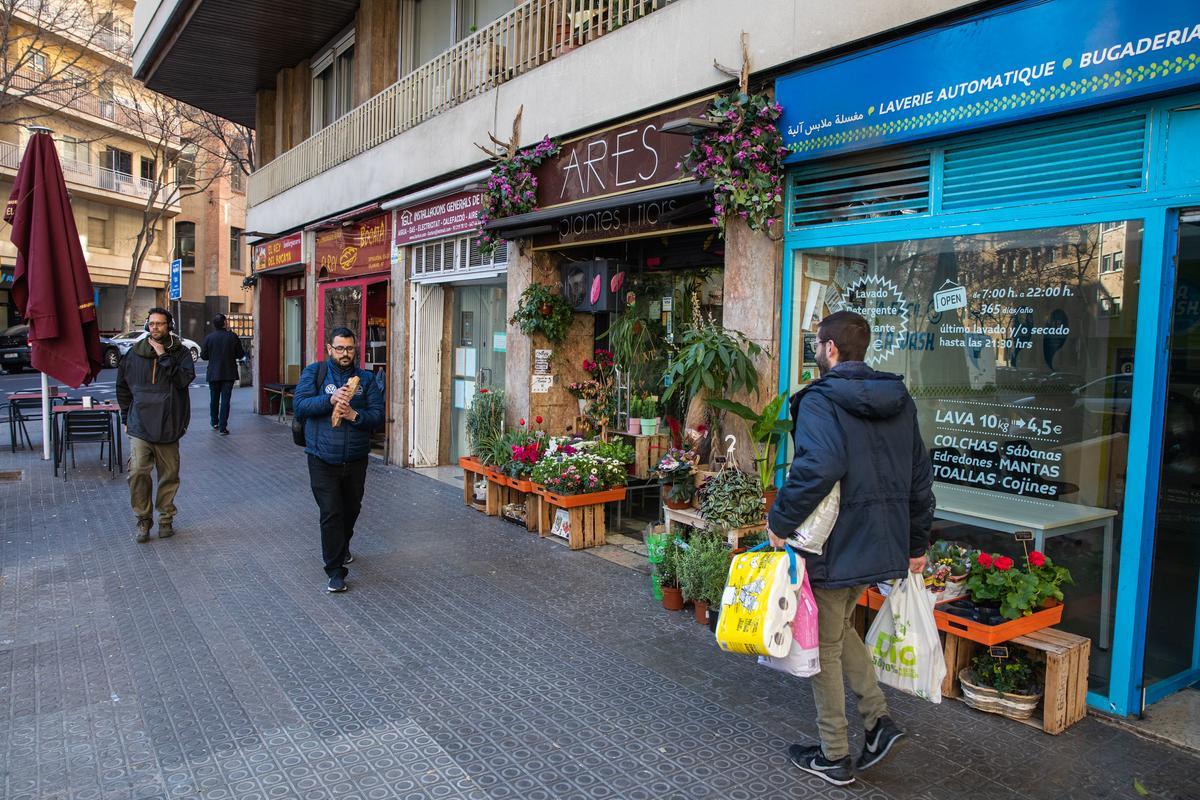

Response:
(776, 0), (1200, 162)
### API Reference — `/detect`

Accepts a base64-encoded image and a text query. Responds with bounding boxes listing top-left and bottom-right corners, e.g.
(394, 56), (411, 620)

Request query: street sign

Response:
(169, 258), (181, 301)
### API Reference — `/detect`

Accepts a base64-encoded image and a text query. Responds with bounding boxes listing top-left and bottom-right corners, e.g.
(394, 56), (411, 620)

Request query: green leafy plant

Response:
(969, 651), (1040, 695)
(656, 535), (685, 589)
(590, 438), (636, 465)
(509, 283), (573, 343)
(662, 323), (762, 403)
(679, 92), (787, 235)
(466, 389), (505, 459)
(603, 299), (666, 395)
(706, 393), (793, 491)
(965, 550), (1073, 620)
(678, 534), (730, 605)
(698, 468), (764, 530)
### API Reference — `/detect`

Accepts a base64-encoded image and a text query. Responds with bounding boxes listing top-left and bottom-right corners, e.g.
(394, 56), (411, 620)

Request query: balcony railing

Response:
(248, 0), (676, 206)
(5, 67), (154, 131)
(0, 140), (177, 206)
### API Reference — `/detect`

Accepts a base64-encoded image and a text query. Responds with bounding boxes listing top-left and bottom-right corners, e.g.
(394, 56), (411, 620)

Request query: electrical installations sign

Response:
(776, 0), (1200, 162)
(393, 191), (483, 246)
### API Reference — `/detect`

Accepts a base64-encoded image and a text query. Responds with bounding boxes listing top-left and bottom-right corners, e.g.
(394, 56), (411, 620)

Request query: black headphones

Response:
(143, 308), (176, 333)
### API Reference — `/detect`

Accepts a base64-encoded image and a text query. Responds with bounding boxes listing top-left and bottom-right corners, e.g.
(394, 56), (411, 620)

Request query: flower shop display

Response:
(923, 540), (978, 601)
(578, 349), (618, 433)
(678, 91), (788, 235)
(478, 135), (560, 257)
(677, 533), (729, 626)
(530, 451), (629, 550)
(509, 283), (574, 344)
(706, 392), (793, 500)
(959, 651), (1044, 721)
(937, 549), (1073, 644)
(655, 448), (698, 510)
(697, 467), (766, 532)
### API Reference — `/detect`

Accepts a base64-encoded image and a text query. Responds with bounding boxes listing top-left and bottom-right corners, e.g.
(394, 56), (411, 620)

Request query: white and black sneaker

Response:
(788, 744), (855, 786)
(858, 716), (905, 771)
(343, 552), (354, 565)
(327, 576), (347, 593)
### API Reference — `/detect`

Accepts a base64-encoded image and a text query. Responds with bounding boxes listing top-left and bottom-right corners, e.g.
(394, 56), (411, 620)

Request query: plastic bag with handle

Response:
(757, 568), (821, 678)
(865, 575), (946, 703)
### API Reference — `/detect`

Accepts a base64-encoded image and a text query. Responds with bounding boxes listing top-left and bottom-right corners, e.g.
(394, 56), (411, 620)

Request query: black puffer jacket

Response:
(200, 329), (245, 382)
(116, 334), (195, 443)
(767, 361), (935, 589)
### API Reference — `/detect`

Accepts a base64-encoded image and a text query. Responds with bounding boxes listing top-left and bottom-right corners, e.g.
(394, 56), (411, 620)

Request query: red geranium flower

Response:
(535, 416), (543, 424)
(519, 418), (526, 426)
(994, 556), (1015, 571)
(1028, 551), (1046, 567)
(977, 552), (993, 568)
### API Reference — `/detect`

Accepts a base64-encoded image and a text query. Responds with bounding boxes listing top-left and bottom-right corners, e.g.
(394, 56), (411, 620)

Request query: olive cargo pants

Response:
(128, 437), (181, 525)
(809, 585), (890, 760)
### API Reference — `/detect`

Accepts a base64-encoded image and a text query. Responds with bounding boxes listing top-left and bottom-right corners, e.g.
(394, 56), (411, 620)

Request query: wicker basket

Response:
(958, 668), (1043, 720)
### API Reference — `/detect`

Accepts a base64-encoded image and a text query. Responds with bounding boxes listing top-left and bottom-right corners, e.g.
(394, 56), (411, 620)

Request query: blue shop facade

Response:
(774, 0), (1200, 716)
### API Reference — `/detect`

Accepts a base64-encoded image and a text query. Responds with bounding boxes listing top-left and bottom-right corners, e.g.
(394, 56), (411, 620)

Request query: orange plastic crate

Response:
(934, 600), (1064, 646)
(538, 486), (627, 509)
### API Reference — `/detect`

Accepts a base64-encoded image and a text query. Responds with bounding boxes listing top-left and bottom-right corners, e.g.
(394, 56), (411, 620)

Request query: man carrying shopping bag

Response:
(767, 311), (935, 787)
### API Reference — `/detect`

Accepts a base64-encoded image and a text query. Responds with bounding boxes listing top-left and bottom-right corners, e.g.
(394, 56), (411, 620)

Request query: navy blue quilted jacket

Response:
(767, 361), (935, 589)
(293, 359), (385, 464)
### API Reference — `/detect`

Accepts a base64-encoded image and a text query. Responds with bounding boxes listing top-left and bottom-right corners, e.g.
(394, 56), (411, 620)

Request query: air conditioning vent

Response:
(941, 110), (1147, 210)
(788, 151), (931, 229)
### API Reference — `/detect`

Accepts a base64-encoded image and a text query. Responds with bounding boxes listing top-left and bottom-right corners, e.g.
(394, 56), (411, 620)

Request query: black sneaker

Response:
(788, 744), (855, 786)
(327, 576), (347, 593)
(343, 552), (354, 565)
(211, 424), (219, 430)
(858, 716), (905, 771)
(219, 429), (230, 436)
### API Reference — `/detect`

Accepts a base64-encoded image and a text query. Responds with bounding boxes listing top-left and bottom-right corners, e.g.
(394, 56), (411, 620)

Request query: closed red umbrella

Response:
(5, 128), (103, 459)
(4, 128), (102, 386)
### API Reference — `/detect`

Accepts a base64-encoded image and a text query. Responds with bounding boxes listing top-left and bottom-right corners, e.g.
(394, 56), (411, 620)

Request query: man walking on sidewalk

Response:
(117, 308), (195, 543)
(200, 313), (244, 435)
(767, 310), (934, 787)
(293, 326), (384, 593)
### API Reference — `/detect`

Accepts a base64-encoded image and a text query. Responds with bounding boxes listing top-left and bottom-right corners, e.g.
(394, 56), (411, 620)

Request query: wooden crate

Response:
(942, 627), (1090, 735)
(486, 477), (539, 530)
(538, 499), (607, 550)
(609, 431), (669, 479)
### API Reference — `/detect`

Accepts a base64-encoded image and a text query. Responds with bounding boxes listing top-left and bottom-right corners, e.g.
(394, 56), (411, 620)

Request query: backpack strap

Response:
(316, 359), (328, 390)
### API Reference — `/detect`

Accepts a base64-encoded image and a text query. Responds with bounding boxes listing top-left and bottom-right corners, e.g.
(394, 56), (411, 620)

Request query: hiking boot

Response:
(135, 518), (152, 543)
(788, 744), (855, 786)
(157, 523), (175, 539)
(327, 576), (347, 593)
(858, 716), (905, 771)
(343, 551), (354, 565)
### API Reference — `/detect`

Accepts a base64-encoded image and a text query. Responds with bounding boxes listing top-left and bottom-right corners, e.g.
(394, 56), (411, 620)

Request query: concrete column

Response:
(504, 242), (533, 430)
(387, 241), (409, 465)
(356, 0), (401, 103)
(255, 90), (278, 165)
(305, 231), (319, 363)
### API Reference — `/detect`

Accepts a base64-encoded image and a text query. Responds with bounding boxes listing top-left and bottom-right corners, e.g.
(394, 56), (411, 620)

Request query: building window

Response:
(230, 166), (244, 193)
(230, 227), (243, 272)
(87, 216), (110, 249)
(29, 52), (47, 75)
(177, 145), (197, 186)
(103, 146), (132, 177)
(58, 136), (89, 169)
(1101, 251), (1124, 273)
(1101, 220), (1125, 232)
(140, 157), (156, 182)
(174, 221), (196, 271)
(311, 30), (355, 131)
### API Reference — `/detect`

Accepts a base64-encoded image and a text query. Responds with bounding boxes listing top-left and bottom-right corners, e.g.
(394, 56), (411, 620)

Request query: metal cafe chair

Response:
(9, 396), (65, 452)
(57, 409), (116, 478)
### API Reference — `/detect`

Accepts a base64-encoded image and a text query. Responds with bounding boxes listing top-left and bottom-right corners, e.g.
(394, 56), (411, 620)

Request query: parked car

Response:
(0, 324), (30, 372)
(109, 329), (201, 363)
(99, 335), (123, 368)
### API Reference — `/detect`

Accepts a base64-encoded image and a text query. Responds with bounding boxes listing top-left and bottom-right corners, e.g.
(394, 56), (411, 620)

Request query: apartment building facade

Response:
(134, 0), (1200, 719)
(0, 0), (250, 340)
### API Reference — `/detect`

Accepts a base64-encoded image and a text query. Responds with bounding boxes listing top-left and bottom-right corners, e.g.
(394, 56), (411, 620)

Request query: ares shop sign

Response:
(776, 0), (1200, 162)
(535, 98), (711, 208)
(252, 232), (303, 273)
(316, 213), (392, 280)
(393, 191), (483, 246)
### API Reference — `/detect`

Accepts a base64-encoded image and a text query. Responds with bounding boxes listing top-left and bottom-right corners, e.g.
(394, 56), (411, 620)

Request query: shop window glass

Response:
(324, 285), (363, 350)
(791, 220), (1142, 693)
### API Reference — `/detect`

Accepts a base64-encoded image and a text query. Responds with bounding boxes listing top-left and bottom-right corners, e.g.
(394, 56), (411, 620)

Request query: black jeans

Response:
(307, 454), (368, 578)
(209, 380), (234, 430)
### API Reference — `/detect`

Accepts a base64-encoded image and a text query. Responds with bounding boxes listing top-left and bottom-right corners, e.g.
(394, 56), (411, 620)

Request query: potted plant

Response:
(657, 535), (685, 611)
(464, 388), (505, 463)
(655, 447), (698, 509)
(678, 534), (729, 625)
(924, 540), (977, 601)
(959, 650), (1043, 720)
(626, 397), (642, 436)
(509, 283), (573, 343)
(707, 393), (793, 505)
(662, 322), (762, 407)
(697, 467), (765, 532)
(938, 549), (1073, 643)
(637, 395), (659, 436)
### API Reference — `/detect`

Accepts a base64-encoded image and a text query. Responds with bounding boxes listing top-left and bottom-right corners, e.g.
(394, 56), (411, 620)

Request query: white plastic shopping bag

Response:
(865, 576), (946, 703)
(758, 569), (821, 678)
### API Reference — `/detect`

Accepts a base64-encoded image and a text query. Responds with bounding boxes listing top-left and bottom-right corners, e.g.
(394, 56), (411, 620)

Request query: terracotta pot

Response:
(763, 488), (778, 512)
(693, 600), (709, 624)
(661, 585), (684, 611)
(662, 485), (692, 510)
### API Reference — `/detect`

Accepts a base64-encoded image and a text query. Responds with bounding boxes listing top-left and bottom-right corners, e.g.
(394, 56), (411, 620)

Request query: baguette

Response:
(331, 375), (361, 427)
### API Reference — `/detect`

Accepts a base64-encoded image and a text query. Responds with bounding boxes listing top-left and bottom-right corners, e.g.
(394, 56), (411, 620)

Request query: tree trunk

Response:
(121, 231), (153, 332)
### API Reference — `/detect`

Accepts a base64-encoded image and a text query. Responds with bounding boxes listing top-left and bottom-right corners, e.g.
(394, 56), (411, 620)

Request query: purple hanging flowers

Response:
(477, 135), (561, 257)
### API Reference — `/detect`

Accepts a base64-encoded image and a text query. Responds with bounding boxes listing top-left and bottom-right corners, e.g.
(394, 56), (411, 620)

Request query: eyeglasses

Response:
(330, 345), (355, 354)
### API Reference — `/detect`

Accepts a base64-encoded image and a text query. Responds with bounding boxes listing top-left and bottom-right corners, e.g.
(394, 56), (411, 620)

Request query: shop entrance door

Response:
(1143, 211), (1200, 705)
(449, 284), (506, 461)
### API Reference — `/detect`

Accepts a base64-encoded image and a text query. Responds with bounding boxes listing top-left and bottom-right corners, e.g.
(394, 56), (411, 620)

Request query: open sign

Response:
(933, 283), (968, 312)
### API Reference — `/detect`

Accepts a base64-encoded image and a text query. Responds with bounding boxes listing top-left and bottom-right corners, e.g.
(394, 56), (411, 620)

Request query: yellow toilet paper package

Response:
(716, 548), (802, 657)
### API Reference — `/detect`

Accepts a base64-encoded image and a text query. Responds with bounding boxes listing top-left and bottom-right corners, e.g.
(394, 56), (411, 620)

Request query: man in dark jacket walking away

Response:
(200, 314), (244, 435)
(116, 308), (195, 543)
(767, 310), (934, 787)
(293, 326), (385, 593)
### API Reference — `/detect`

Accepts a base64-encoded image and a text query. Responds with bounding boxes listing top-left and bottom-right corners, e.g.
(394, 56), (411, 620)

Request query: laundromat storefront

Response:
(775, 0), (1200, 717)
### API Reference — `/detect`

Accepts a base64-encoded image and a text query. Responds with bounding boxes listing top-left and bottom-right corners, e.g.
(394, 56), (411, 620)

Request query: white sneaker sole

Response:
(790, 755), (856, 786)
